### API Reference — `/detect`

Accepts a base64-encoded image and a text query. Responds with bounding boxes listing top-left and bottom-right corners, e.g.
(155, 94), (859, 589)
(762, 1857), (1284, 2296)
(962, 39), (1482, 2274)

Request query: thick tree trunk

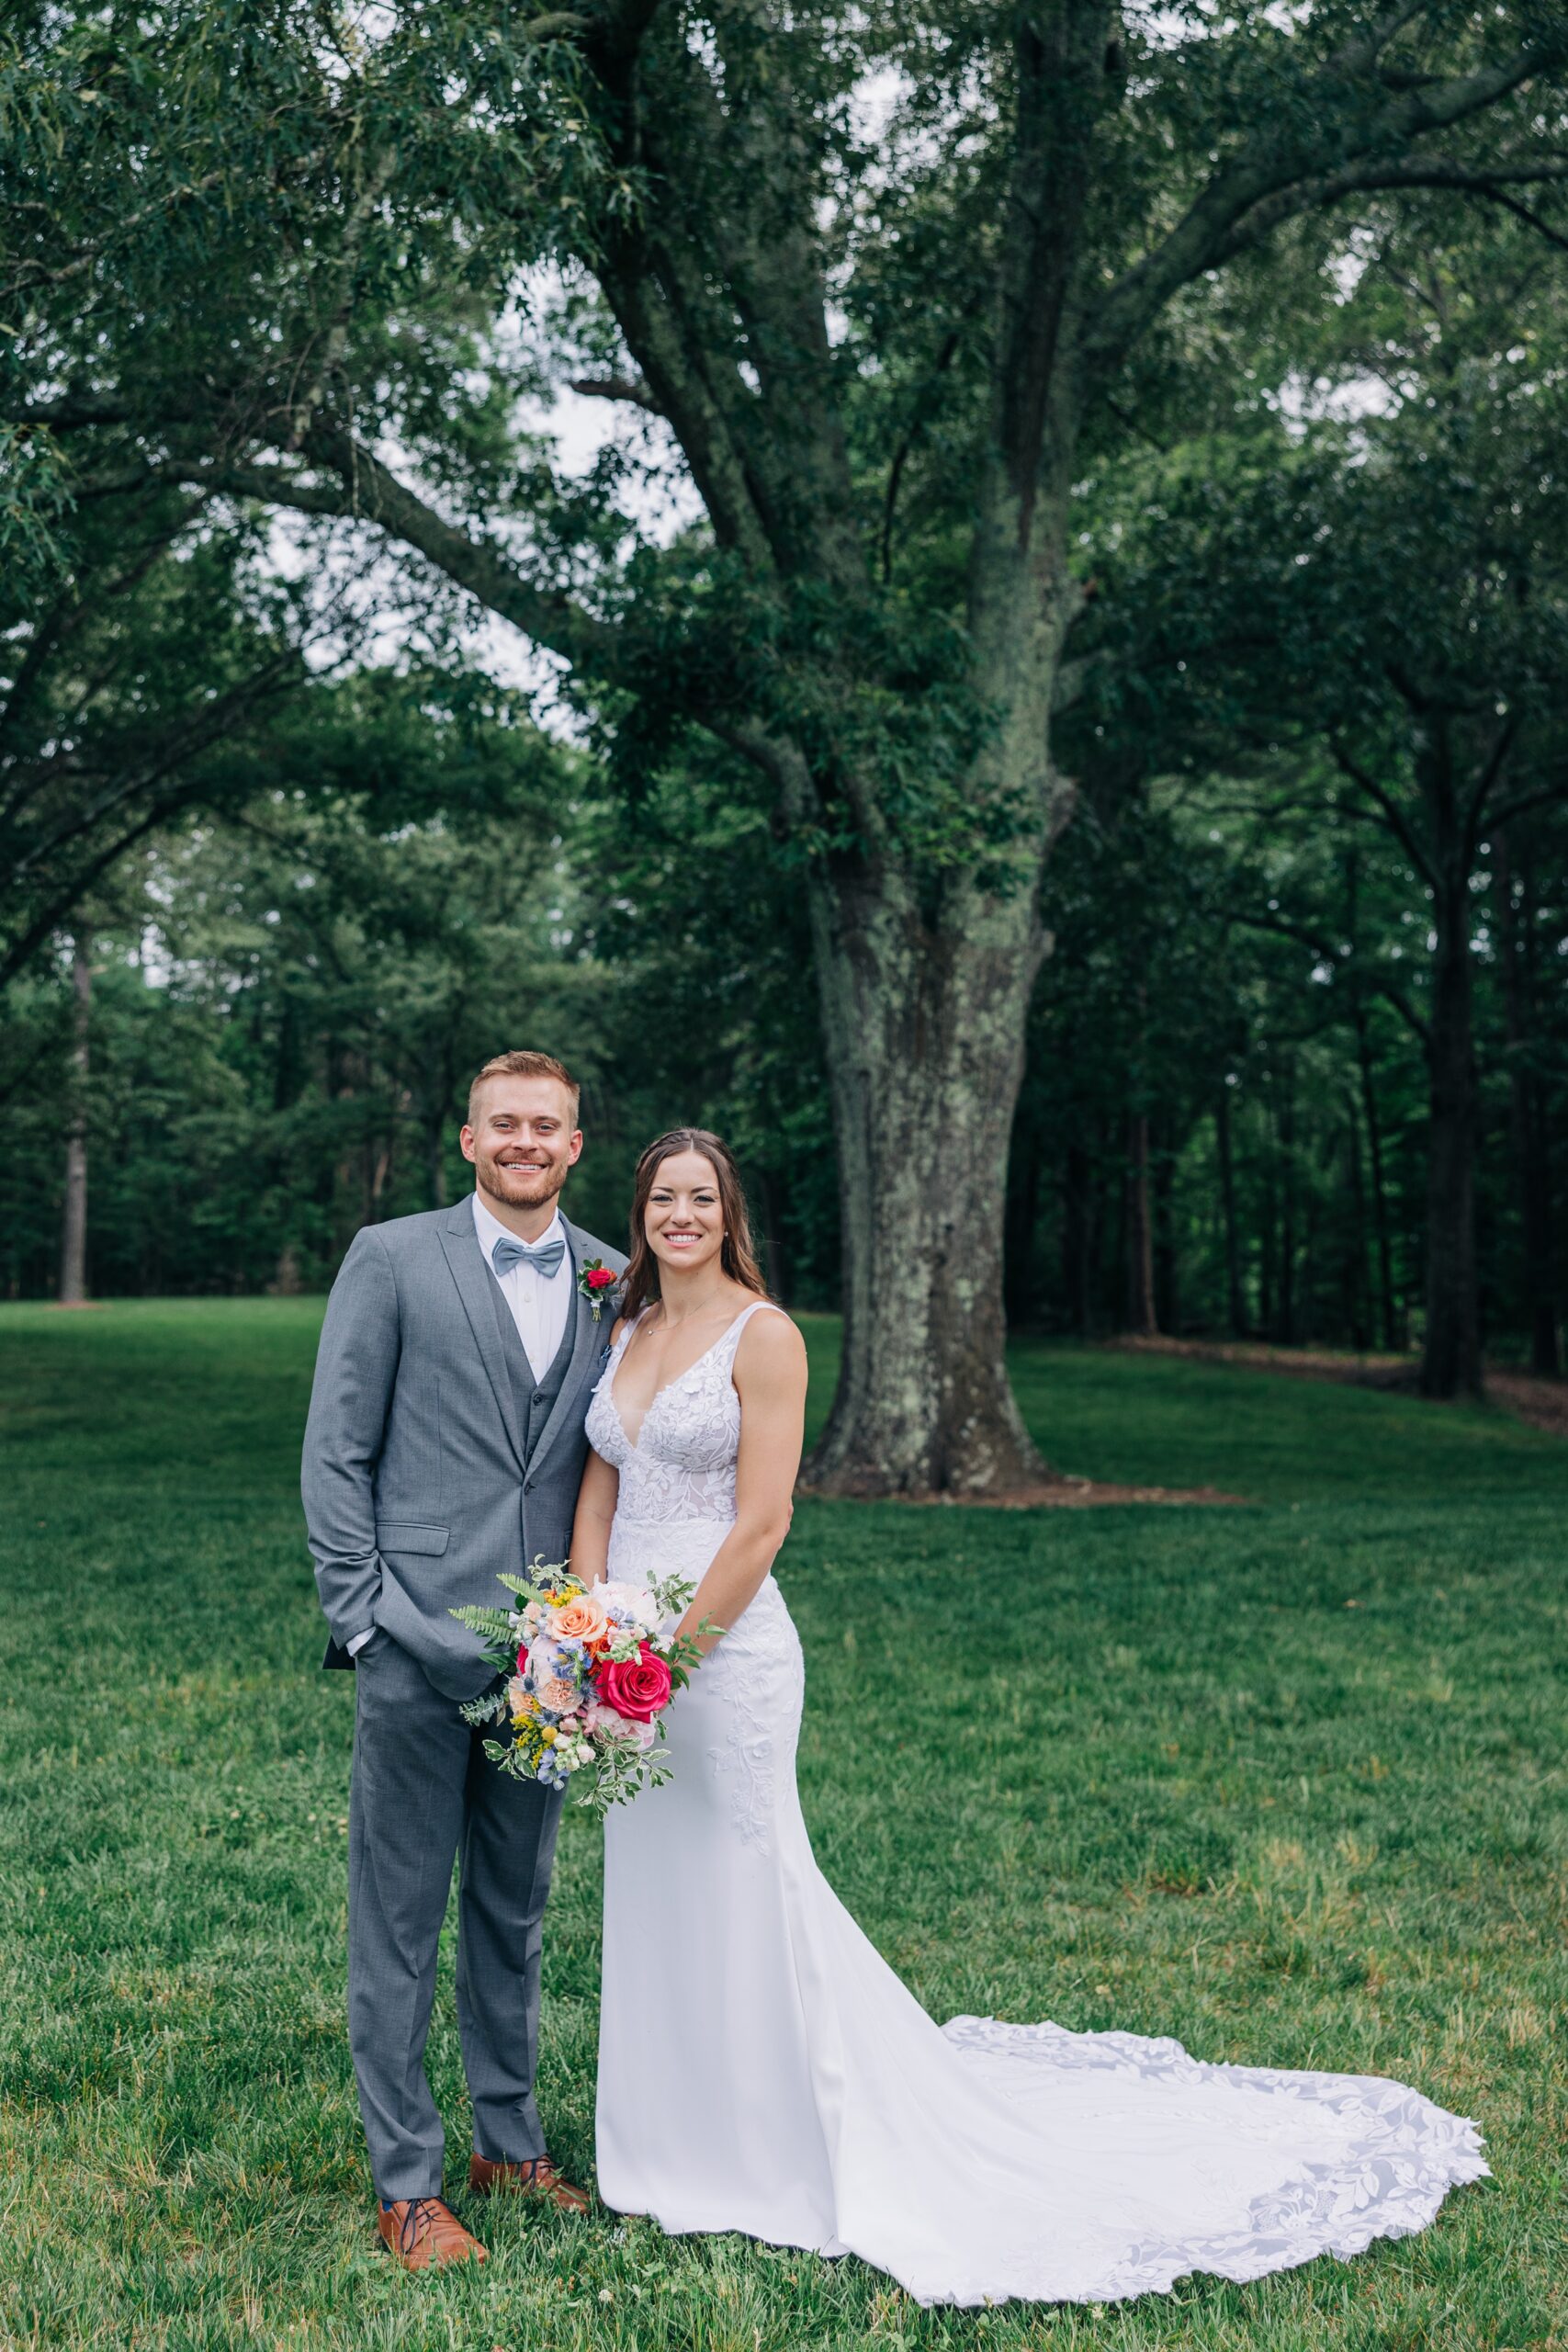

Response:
(803, 856), (1051, 1496)
(58, 930), (91, 1305)
(1420, 875), (1483, 1397)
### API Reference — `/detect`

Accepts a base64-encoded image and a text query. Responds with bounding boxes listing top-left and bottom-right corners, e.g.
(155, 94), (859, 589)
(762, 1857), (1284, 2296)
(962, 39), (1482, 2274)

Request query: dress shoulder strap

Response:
(611, 1306), (652, 1357)
(724, 1298), (789, 1351)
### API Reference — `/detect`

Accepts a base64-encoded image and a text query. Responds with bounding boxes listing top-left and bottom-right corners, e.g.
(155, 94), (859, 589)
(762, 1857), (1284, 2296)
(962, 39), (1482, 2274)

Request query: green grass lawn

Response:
(2, 1299), (1565, 2351)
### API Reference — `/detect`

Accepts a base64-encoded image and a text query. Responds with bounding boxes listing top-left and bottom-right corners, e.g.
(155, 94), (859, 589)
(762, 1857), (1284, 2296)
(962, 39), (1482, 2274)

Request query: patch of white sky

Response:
(265, 8), (1375, 718)
(265, 264), (705, 728)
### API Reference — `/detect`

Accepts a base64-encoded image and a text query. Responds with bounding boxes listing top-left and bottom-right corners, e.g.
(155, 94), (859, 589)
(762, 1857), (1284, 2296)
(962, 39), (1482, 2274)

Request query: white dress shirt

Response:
(471, 1191), (571, 1385)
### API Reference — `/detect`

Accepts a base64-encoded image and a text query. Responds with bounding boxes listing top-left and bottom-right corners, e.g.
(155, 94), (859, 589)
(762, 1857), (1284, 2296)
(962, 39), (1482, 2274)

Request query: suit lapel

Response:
(525, 1220), (608, 1485)
(437, 1200), (525, 1471)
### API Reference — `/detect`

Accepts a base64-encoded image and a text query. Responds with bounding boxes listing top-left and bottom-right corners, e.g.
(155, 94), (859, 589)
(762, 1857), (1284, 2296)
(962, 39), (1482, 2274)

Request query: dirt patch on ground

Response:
(1113, 1334), (1568, 1439)
(1115, 1334), (1413, 1386)
(1484, 1371), (1568, 1439)
(802, 1475), (1249, 1509)
(918, 1477), (1250, 1509)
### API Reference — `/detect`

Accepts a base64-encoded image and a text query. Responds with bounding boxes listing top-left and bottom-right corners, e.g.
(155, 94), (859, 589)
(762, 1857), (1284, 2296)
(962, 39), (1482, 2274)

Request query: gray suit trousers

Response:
(348, 1627), (564, 2199)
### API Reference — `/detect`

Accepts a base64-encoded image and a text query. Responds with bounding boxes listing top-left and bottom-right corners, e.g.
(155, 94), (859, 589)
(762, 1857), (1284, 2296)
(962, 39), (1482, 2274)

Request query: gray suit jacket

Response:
(301, 1201), (627, 1700)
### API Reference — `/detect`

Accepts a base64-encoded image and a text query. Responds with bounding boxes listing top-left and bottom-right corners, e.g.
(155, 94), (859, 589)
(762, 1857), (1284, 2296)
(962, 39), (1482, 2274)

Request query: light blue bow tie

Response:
(491, 1234), (566, 1279)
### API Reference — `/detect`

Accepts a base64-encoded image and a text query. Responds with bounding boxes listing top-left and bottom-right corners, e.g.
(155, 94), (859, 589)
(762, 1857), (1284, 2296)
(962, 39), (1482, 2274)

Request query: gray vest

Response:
(486, 1256), (578, 1463)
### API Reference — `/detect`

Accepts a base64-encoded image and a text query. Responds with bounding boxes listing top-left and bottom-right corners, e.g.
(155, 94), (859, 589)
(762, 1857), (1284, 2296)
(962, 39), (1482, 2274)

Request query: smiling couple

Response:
(301, 1048), (1486, 2307)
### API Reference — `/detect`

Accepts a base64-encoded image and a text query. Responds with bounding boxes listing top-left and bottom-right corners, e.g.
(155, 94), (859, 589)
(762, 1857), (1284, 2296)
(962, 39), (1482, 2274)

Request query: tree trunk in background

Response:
(1345, 1106), (1371, 1352)
(1124, 1112), (1157, 1336)
(1214, 1085), (1246, 1338)
(756, 1167), (791, 1306)
(1351, 998), (1400, 1351)
(805, 856), (1052, 1495)
(1061, 1139), (1095, 1336)
(1152, 1114), (1179, 1335)
(58, 930), (91, 1305)
(1276, 1068), (1297, 1343)
(1495, 827), (1561, 1377)
(428, 1122), (449, 1211)
(1420, 864), (1483, 1396)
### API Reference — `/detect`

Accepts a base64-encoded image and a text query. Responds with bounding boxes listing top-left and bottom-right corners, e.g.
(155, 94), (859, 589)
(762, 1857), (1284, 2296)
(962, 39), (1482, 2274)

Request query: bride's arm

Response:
(677, 1309), (807, 1655)
(570, 1448), (620, 1586)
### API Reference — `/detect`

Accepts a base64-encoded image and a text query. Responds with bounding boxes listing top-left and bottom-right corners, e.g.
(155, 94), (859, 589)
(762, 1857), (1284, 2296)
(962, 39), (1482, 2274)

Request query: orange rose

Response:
(551, 1592), (610, 1649)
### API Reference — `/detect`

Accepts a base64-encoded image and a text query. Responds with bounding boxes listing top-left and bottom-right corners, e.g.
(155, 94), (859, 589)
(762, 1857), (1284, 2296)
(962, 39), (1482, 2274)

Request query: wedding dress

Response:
(584, 1303), (1485, 2307)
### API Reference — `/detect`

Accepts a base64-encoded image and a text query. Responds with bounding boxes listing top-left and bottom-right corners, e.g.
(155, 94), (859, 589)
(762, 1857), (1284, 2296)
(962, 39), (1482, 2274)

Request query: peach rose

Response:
(551, 1591), (610, 1649)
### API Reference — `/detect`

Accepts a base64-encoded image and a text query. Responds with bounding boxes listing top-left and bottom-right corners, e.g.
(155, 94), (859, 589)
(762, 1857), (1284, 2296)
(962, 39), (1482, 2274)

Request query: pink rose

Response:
(594, 1643), (672, 1723)
(585, 1266), (617, 1293)
(516, 1643), (529, 1675)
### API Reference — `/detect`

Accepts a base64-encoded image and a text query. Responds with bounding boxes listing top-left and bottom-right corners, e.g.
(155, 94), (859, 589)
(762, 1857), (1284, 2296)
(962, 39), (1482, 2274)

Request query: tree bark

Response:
(1003, 1119), (1040, 1329)
(58, 929), (91, 1305)
(803, 856), (1052, 1496)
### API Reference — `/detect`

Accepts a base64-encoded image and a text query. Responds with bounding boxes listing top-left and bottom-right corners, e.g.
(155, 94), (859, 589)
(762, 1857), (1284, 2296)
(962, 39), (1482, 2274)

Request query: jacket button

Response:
(533, 1392), (545, 1407)
(524, 1478), (534, 1493)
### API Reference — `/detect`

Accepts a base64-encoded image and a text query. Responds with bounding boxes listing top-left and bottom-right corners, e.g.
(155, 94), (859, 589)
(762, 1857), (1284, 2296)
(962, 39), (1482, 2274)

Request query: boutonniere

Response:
(576, 1258), (620, 1322)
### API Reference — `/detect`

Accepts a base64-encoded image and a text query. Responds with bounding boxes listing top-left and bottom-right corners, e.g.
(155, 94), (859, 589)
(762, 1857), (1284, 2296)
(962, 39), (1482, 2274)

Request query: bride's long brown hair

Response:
(620, 1128), (768, 1324)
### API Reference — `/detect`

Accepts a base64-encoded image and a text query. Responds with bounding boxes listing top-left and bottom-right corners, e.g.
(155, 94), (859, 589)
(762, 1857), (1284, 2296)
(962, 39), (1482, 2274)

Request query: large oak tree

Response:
(6, 0), (1567, 1486)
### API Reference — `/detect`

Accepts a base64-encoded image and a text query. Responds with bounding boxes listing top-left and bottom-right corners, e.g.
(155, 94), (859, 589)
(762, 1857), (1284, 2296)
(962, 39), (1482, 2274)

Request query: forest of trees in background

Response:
(6, 2), (1567, 1408)
(4, 707), (1564, 1374)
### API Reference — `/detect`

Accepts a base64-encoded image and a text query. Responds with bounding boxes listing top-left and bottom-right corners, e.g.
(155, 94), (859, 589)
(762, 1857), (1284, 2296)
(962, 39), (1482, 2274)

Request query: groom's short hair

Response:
(467, 1050), (581, 1127)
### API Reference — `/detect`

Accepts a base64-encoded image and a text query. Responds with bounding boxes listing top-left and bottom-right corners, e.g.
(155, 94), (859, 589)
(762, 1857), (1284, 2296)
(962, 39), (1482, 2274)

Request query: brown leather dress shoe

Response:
(376, 2196), (488, 2270)
(468, 2152), (591, 2213)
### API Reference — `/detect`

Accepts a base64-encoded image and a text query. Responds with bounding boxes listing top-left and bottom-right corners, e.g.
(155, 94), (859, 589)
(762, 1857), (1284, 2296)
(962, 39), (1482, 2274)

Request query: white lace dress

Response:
(584, 1304), (1486, 2308)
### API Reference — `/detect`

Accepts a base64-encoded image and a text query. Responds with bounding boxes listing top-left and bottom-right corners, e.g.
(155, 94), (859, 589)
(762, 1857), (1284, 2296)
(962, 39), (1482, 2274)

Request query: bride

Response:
(568, 1126), (1485, 2308)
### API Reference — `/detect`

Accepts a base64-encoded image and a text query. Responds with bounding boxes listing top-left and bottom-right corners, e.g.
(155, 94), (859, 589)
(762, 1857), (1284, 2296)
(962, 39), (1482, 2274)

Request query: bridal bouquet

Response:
(452, 1564), (715, 1815)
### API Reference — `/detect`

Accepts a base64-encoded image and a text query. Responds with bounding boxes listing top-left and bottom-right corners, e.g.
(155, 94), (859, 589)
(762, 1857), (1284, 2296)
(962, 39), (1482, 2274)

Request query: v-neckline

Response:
(609, 1306), (753, 1453)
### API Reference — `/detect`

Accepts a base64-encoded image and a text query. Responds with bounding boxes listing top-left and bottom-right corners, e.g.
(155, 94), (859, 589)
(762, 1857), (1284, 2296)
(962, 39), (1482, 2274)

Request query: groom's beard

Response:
(480, 1152), (569, 1212)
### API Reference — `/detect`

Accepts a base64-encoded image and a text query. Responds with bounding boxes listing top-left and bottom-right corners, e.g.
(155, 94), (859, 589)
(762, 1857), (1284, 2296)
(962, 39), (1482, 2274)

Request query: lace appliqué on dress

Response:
(588, 1306), (798, 1855)
(930, 2016), (1489, 2305)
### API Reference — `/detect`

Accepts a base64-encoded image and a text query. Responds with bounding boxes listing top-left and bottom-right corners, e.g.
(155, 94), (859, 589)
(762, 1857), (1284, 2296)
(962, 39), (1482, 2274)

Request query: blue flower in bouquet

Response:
(536, 1745), (573, 1789)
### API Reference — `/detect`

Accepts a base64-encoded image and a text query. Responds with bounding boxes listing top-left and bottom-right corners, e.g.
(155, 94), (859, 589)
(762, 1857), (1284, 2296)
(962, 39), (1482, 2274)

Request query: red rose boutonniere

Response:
(576, 1258), (620, 1321)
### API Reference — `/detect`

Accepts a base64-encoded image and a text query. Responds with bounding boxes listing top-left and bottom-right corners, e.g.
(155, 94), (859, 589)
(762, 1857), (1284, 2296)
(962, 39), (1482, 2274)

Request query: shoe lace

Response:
(398, 2196), (448, 2256)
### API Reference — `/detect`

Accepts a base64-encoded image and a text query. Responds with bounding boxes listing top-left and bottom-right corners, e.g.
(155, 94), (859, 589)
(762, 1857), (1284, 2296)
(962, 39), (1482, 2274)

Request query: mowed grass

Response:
(1, 1299), (1565, 2352)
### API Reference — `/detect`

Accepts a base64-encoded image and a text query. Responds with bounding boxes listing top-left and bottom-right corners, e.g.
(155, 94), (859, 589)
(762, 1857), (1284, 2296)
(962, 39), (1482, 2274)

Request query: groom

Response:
(301, 1049), (626, 2271)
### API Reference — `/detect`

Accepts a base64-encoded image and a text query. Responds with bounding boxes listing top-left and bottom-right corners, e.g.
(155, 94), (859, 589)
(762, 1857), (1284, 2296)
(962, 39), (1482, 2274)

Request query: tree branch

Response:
(1212, 156), (1568, 271)
(568, 372), (662, 411)
(142, 433), (615, 673)
(1330, 740), (1439, 888)
(1081, 34), (1564, 379)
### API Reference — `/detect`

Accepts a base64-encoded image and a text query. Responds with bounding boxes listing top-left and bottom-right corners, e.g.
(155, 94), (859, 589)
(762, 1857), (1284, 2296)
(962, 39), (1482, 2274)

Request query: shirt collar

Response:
(471, 1191), (567, 1269)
